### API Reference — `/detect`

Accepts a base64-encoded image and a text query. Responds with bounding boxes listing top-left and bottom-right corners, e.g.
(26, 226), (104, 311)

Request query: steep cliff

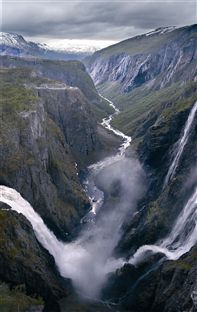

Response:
(0, 55), (114, 119)
(0, 65), (121, 311)
(85, 24), (197, 110)
(36, 84), (100, 166)
(0, 205), (71, 311)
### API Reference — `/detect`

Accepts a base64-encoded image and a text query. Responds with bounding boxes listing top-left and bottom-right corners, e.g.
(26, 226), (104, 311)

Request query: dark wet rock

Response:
(0, 209), (72, 312)
(35, 85), (100, 167)
(121, 246), (197, 312)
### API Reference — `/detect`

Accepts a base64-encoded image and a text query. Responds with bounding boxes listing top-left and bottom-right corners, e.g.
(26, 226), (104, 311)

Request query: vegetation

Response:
(0, 282), (43, 312)
(110, 81), (197, 138)
(0, 63), (112, 121)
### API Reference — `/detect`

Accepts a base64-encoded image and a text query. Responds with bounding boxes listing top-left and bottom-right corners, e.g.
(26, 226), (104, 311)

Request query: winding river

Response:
(83, 94), (132, 216)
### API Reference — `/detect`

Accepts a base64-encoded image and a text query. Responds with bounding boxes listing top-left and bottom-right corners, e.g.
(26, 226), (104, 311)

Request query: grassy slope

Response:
(87, 25), (196, 62)
(0, 57), (113, 120)
(111, 81), (197, 139)
(95, 25), (197, 110)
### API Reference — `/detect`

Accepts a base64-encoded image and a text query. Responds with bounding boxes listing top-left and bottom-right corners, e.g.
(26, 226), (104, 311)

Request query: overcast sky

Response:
(1, 0), (197, 44)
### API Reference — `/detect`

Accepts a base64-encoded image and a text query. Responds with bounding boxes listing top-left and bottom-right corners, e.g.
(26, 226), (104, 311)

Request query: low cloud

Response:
(2, 0), (196, 41)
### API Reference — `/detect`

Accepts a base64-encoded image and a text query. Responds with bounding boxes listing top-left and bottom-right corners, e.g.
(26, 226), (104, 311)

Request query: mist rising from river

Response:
(59, 156), (146, 298)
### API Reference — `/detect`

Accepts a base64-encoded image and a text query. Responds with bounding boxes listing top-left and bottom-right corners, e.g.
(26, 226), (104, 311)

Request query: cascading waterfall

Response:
(129, 101), (197, 266)
(129, 187), (197, 265)
(163, 100), (197, 188)
(0, 186), (64, 260)
(0, 95), (143, 299)
(129, 185), (197, 265)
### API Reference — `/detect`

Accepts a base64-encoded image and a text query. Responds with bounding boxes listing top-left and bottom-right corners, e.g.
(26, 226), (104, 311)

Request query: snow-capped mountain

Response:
(145, 26), (176, 37)
(1, 32), (28, 47)
(0, 32), (99, 60)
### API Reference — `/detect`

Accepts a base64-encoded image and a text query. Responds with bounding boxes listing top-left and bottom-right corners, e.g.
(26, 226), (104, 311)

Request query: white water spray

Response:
(129, 182), (197, 265)
(164, 101), (197, 188)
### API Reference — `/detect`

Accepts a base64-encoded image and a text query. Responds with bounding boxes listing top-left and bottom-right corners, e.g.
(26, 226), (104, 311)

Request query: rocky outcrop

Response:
(106, 246), (197, 312)
(0, 206), (71, 311)
(35, 84), (100, 166)
(0, 55), (113, 119)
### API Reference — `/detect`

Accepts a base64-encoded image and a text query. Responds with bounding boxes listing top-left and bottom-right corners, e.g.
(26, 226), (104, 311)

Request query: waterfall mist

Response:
(71, 156), (146, 297)
(0, 156), (146, 299)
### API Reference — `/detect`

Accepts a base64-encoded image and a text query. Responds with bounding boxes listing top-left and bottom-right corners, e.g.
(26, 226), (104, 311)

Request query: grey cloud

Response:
(2, 0), (196, 40)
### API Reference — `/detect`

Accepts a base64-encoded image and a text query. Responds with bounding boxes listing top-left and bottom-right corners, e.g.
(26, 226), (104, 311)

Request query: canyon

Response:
(0, 24), (197, 312)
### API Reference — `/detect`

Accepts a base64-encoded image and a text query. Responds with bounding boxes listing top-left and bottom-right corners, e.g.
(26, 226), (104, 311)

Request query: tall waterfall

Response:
(0, 186), (64, 259)
(130, 101), (197, 265)
(164, 101), (197, 188)
(129, 185), (197, 265)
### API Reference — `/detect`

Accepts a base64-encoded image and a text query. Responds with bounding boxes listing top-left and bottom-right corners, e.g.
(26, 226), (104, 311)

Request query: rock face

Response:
(0, 206), (71, 312)
(36, 85), (99, 166)
(0, 63), (121, 311)
(103, 246), (197, 312)
(0, 68), (101, 240)
(86, 24), (197, 108)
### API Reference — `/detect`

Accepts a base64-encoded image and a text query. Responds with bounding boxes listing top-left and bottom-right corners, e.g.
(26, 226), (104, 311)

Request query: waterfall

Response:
(0, 157), (144, 299)
(164, 101), (197, 188)
(129, 185), (197, 265)
(0, 186), (64, 259)
(0, 185), (115, 298)
(129, 101), (197, 266)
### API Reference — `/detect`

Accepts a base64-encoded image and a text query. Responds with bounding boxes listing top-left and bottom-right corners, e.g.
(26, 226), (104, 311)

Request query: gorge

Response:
(0, 23), (197, 312)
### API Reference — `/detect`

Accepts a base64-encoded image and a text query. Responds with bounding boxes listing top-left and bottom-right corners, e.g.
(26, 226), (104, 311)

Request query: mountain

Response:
(83, 23), (197, 312)
(0, 32), (94, 60)
(85, 24), (197, 109)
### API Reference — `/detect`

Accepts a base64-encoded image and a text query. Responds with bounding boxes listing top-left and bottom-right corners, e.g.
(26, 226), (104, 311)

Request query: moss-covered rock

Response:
(0, 207), (72, 311)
